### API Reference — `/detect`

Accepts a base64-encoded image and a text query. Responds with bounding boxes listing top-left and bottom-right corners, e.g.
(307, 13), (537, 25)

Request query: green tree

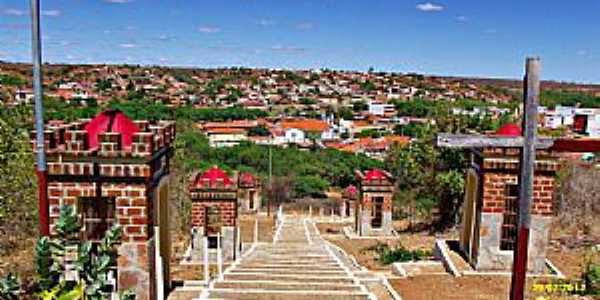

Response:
(352, 101), (368, 112)
(248, 125), (270, 137)
(0, 105), (37, 254)
(0, 74), (26, 86)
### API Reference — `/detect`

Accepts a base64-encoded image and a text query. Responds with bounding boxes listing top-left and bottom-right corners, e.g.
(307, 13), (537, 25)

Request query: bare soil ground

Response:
(239, 213), (275, 243)
(0, 237), (36, 279)
(315, 219), (597, 300)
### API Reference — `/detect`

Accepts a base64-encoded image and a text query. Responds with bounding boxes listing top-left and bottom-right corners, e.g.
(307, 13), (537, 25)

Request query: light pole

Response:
(267, 134), (272, 217)
(30, 0), (49, 236)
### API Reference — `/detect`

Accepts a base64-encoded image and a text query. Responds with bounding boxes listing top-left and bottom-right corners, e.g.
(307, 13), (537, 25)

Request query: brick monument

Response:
(32, 110), (175, 299)
(189, 166), (238, 262)
(237, 172), (261, 213)
(355, 169), (395, 236)
(341, 185), (357, 219)
(459, 124), (558, 273)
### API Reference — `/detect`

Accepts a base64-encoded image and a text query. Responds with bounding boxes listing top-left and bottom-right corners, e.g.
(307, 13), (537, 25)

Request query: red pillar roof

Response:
(84, 110), (139, 149)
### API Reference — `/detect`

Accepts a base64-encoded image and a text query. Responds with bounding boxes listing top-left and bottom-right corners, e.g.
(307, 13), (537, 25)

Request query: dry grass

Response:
(239, 213), (275, 243)
(0, 237), (36, 279)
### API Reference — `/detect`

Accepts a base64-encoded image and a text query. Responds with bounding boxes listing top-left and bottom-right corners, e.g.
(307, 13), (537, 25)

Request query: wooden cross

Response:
(436, 57), (600, 300)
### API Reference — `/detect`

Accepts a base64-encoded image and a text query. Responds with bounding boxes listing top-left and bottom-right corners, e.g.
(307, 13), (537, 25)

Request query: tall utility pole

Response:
(510, 57), (540, 300)
(267, 137), (272, 216)
(30, 0), (49, 236)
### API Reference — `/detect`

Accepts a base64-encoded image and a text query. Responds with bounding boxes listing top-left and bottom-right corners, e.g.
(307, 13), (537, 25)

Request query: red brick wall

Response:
(481, 172), (555, 216)
(48, 181), (150, 242)
(191, 201), (237, 227)
(361, 193), (393, 212)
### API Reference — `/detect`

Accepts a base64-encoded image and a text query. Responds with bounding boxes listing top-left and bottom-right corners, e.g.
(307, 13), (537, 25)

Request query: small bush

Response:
(0, 273), (20, 299)
(363, 242), (432, 265)
(583, 248), (600, 295)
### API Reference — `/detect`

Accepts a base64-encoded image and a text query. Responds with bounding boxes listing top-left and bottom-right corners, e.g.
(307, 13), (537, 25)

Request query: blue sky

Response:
(1, 0), (599, 83)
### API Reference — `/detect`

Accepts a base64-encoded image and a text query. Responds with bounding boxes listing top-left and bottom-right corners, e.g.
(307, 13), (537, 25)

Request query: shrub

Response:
(0, 273), (20, 299)
(583, 248), (600, 295)
(363, 242), (432, 265)
(35, 205), (126, 299)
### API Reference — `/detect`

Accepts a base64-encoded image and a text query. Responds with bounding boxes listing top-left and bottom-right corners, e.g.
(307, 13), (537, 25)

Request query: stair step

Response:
(228, 269), (347, 276)
(233, 265), (344, 271)
(214, 281), (363, 291)
(206, 289), (371, 300)
(224, 273), (355, 283)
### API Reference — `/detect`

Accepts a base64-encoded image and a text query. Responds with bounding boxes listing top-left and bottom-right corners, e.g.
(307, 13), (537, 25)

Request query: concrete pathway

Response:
(198, 216), (375, 300)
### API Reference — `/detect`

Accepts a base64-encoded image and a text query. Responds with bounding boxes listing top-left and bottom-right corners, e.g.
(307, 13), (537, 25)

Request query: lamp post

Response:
(30, 0), (49, 236)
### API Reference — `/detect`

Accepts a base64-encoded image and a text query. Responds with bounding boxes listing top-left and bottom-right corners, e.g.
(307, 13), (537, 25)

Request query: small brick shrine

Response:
(460, 124), (559, 273)
(32, 110), (175, 299)
(237, 172), (261, 213)
(355, 169), (394, 236)
(189, 166), (238, 262)
(341, 185), (357, 219)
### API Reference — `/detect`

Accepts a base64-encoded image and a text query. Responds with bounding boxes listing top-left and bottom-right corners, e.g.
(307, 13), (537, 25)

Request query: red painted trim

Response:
(37, 170), (50, 236)
(510, 226), (530, 300)
(550, 138), (600, 153)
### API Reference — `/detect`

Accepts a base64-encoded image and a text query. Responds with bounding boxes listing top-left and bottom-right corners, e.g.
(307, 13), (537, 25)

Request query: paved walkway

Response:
(198, 216), (375, 300)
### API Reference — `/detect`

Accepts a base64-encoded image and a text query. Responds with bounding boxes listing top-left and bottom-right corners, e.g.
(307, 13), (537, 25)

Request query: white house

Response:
(368, 100), (395, 117)
(283, 128), (305, 144)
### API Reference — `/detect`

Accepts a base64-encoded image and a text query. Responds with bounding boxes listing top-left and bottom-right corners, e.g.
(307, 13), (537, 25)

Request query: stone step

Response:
(246, 253), (333, 257)
(206, 289), (371, 300)
(233, 264), (344, 271)
(239, 260), (338, 266)
(228, 269), (348, 276)
(223, 273), (355, 283)
(213, 280), (363, 291)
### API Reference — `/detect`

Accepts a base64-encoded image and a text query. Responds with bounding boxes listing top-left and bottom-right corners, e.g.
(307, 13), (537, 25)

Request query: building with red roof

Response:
(31, 110), (176, 299)
(341, 185), (358, 219)
(354, 169), (394, 236)
(188, 165), (239, 263)
(237, 172), (262, 213)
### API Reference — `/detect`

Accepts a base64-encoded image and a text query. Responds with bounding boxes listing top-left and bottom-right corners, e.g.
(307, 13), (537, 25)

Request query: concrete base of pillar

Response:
(186, 226), (238, 264)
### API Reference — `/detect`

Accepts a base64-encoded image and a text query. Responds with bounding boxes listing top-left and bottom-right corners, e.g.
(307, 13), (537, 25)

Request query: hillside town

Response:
(2, 62), (600, 164)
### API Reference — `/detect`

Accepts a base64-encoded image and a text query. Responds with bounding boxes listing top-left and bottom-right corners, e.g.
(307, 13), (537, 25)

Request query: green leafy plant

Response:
(363, 242), (432, 265)
(583, 247), (600, 295)
(35, 205), (125, 299)
(0, 273), (20, 300)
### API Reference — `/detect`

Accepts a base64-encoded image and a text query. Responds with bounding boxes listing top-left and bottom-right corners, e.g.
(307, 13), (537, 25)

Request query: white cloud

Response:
(198, 26), (221, 33)
(104, 0), (134, 3)
(119, 43), (137, 48)
(456, 15), (468, 22)
(577, 50), (588, 56)
(3, 8), (27, 16)
(2, 8), (61, 17)
(41, 10), (62, 17)
(416, 2), (444, 12)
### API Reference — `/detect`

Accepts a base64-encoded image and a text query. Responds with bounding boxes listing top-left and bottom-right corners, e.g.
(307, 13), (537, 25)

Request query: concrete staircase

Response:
(199, 217), (374, 300)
